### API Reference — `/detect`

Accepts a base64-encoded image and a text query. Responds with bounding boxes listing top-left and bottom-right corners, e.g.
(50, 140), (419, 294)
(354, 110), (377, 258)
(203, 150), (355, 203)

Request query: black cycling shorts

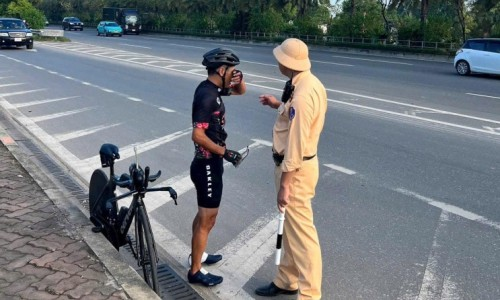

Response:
(190, 157), (224, 208)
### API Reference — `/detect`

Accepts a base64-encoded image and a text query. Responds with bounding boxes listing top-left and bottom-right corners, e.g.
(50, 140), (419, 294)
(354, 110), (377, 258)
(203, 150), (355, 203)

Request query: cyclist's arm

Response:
(192, 128), (225, 156)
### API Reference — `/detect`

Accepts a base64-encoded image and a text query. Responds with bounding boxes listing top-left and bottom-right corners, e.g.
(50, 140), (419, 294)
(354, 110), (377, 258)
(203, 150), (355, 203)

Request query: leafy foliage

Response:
(1, 0), (496, 41)
(6, 0), (45, 29)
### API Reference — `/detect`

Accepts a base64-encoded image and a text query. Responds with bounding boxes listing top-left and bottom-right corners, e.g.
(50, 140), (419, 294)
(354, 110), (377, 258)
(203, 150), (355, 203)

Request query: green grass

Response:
(33, 36), (71, 42)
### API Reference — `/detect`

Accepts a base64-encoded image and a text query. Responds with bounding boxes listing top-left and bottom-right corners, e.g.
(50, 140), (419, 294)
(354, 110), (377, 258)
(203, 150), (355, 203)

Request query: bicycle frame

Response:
(89, 143), (177, 295)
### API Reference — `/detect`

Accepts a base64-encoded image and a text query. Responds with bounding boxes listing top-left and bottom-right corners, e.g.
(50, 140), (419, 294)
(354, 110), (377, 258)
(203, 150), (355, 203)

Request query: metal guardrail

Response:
(142, 26), (461, 53)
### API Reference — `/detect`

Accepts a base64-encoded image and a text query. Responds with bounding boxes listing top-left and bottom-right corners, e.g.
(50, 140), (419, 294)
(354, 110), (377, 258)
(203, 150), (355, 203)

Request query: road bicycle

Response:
(88, 143), (177, 296)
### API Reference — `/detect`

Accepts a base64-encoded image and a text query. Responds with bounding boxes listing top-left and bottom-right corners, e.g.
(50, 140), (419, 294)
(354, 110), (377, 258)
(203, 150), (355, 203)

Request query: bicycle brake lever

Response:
(169, 187), (178, 205)
(144, 166), (150, 188)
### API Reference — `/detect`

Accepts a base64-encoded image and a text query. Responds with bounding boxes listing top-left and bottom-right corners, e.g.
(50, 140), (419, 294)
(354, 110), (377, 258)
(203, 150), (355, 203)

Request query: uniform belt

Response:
(272, 153), (316, 167)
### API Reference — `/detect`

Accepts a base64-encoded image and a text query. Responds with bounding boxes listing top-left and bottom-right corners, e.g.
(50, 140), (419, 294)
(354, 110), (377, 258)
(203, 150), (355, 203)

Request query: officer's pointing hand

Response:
(259, 94), (279, 109)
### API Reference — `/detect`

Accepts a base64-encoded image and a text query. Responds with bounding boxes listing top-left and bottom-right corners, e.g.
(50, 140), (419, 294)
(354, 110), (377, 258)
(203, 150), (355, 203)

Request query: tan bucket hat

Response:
(273, 38), (311, 71)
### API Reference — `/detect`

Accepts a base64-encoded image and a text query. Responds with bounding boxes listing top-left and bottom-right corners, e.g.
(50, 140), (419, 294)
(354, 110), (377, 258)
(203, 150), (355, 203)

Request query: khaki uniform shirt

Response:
(273, 70), (327, 172)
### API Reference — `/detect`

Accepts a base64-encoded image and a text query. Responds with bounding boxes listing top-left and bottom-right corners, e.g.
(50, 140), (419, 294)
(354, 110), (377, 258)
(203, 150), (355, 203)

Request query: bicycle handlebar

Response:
(113, 169), (161, 189)
(112, 164), (177, 204)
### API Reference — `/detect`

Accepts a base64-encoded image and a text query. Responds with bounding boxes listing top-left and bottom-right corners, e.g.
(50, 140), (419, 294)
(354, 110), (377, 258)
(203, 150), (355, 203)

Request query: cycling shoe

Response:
(187, 268), (223, 286)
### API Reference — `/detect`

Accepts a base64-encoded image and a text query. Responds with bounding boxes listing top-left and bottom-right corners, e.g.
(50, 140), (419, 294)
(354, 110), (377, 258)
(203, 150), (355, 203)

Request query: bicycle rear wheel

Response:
(135, 206), (160, 295)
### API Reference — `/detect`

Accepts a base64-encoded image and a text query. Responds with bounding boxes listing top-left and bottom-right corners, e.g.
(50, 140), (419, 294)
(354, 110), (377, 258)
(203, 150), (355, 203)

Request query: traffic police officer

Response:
(256, 38), (327, 299)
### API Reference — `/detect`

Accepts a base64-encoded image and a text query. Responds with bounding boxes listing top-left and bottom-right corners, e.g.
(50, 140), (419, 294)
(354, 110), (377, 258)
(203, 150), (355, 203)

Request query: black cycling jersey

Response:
(192, 80), (227, 159)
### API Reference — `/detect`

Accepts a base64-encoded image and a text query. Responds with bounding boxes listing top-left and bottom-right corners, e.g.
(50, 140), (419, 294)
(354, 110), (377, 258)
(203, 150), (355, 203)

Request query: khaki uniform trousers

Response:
(273, 157), (322, 300)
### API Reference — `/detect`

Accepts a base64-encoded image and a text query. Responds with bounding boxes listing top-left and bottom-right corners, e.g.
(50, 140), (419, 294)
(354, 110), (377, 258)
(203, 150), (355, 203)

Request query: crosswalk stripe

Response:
(54, 123), (121, 141)
(0, 89), (46, 97)
(13, 96), (80, 108)
(143, 140), (272, 213)
(80, 128), (192, 175)
(0, 83), (25, 88)
(31, 107), (94, 122)
(212, 214), (277, 299)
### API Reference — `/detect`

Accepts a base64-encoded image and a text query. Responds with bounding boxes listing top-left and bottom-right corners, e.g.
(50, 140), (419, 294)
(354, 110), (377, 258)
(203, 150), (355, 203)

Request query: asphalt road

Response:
(1, 27), (500, 299)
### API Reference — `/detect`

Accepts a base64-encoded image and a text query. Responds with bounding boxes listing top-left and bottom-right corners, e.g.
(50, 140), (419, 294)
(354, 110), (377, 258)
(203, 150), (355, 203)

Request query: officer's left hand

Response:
(277, 186), (290, 213)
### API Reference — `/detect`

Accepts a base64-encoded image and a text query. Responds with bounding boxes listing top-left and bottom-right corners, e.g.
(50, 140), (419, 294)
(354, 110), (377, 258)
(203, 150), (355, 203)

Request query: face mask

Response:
(281, 80), (295, 103)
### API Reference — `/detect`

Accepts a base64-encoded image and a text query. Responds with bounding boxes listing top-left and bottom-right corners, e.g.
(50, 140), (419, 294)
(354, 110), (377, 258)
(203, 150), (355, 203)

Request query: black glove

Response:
(224, 149), (242, 166)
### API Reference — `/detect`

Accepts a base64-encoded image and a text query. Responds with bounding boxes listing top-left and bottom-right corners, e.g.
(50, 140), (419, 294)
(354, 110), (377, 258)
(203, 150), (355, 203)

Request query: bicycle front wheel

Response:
(135, 206), (160, 295)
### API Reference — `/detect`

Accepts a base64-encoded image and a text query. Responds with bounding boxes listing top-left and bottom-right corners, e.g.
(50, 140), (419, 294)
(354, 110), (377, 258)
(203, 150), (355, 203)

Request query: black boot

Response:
(255, 282), (298, 297)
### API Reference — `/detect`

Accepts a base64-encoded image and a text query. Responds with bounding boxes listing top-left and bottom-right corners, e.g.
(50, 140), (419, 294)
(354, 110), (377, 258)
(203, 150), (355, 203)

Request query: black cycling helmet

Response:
(202, 48), (240, 69)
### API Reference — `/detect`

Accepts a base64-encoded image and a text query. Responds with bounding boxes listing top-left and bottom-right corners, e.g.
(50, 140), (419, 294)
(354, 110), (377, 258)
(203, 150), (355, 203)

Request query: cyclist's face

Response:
(221, 66), (236, 87)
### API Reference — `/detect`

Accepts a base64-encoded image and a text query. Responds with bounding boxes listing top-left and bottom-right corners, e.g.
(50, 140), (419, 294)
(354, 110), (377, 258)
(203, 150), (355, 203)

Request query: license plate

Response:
(14, 38), (22, 42)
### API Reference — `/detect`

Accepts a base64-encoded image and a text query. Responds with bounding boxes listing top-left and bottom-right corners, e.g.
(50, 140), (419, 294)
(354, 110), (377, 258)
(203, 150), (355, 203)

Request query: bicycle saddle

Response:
(99, 143), (120, 167)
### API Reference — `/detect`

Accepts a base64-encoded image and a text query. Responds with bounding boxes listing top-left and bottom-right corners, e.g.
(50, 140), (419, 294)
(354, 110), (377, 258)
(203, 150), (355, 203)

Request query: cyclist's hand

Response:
(224, 148), (242, 166)
(230, 70), (243, 87)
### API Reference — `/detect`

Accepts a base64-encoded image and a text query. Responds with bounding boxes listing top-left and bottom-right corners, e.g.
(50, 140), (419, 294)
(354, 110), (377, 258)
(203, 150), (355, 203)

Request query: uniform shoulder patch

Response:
(289, 106), (295, 120)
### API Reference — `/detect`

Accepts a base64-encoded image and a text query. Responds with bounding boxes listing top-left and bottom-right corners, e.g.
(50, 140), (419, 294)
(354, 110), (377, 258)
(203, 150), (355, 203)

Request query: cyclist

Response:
(188, 48), (246, 286)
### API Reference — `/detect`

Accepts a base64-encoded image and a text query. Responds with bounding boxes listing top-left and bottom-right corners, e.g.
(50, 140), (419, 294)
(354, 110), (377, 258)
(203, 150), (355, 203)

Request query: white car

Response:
(454, 38), (500, 76)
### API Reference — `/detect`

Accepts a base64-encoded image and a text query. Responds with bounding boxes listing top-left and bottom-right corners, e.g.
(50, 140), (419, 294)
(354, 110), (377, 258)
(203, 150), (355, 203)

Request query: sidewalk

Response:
(0, 129), (160, 299)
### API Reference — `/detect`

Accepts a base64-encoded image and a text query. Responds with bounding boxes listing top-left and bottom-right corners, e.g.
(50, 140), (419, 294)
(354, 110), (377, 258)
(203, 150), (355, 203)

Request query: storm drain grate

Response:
(20, 139), (89, 205)
(123, 238), (203, 300)
(19, 137), (201, 300)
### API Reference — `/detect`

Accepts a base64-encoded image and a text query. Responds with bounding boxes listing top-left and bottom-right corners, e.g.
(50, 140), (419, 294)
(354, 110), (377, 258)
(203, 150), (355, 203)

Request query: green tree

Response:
(249, 7), (284, 33)
(7, 0), (46, 29)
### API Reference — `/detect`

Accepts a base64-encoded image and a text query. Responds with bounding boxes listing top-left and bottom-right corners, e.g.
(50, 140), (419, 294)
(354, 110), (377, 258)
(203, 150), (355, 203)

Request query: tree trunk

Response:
(420, 0), (429, 40)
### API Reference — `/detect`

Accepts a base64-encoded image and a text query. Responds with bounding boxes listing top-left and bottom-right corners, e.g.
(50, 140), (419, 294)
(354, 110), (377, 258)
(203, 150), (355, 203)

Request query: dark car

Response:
(0, 18), (33, 49)
(62, 17), (83, 31)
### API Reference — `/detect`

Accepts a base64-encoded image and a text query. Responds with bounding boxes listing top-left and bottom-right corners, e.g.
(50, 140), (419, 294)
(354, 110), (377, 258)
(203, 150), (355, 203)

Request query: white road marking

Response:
(212, 214), (277, 299)
(0, 89), (46, 97)
(240, 60), (276, 67)
(44, 43), (477, 145)
(145, 140), (272, 212)
(31, 107), (94, 122)
(331, 55), (414, 65)
(0, 98), (90, 180)
(80, 128), (192, 175)
(127, 97), (142, 102)
(211, 43), (252, 49)
(466, 93), (500, 100)
(13, 96), (80, 108)
(417, 211), (450, 300)
(395, 188), (500, 231)
(331, 99), (500, 136)
(324, 163), (356, 175)
(167, 43), (205, 49)
(482, 126), (500, 133)
(158, 107), (175, 113)
(311, 59), (354, 67)
(54, 123), (121, 141)
(120, 43), (151, 49)
(328, 89), (500, 125)
(0, 83), (25, 88)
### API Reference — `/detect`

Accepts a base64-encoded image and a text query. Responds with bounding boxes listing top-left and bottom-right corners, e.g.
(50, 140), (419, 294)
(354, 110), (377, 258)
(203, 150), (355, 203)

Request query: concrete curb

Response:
(0, 114), (161, 300)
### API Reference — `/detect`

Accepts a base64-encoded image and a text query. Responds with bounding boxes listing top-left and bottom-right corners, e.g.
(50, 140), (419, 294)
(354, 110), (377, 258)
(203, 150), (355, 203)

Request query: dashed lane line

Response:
(324, 163), (356, 175)
(395, 188), (500, 231)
